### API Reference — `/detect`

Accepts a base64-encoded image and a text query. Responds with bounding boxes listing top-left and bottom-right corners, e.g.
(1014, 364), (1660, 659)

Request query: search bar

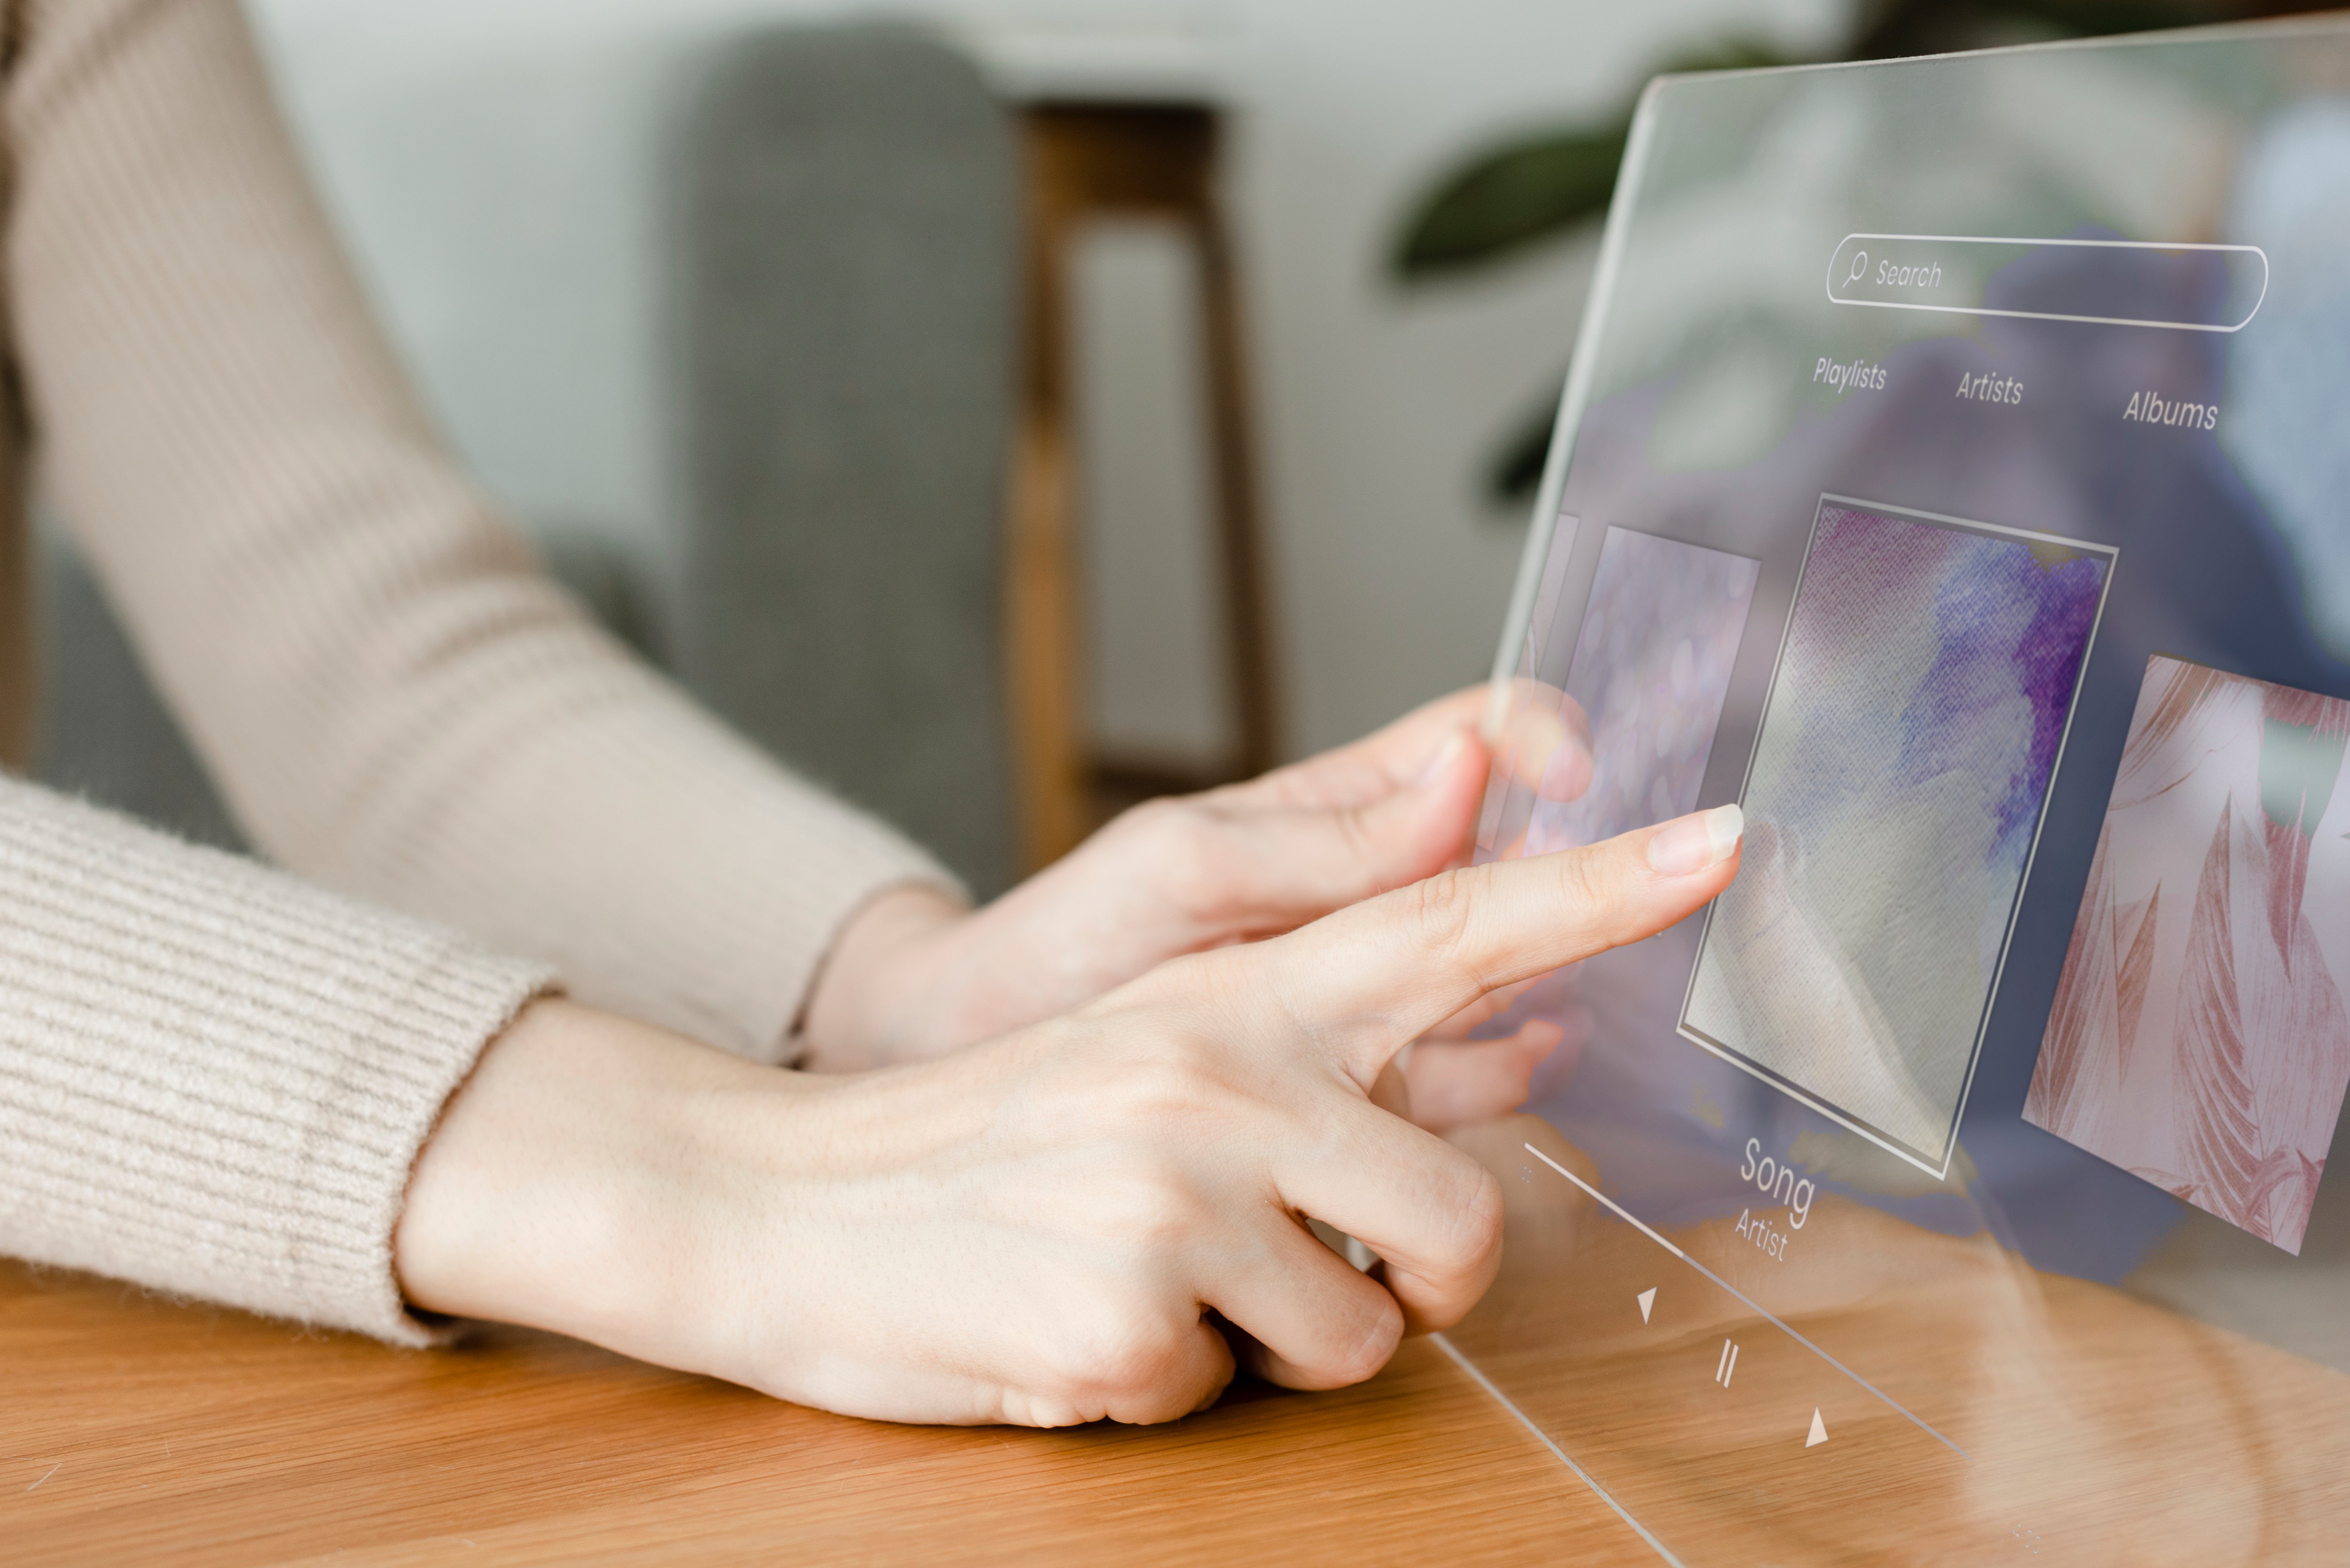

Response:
(1825, 234), (2268, 334)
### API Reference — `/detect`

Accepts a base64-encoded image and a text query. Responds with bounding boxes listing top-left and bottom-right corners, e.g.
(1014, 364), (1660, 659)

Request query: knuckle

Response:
(1005, 1389), (1089, 1428)
(1457, 1165), (1507, 1267)
(1113, 797), (1215, 906)
(1052, 1289), (1195, 1402)
(1328, 1296), (1405, 1386)
(1547, 848), (1612, 936)
(1112, 948), (1228, 1016)
(1406, 1146), (1505, 1284)
(1109, 793), (1185, 842)
(1160, 811), (1247, 918)
(1104, 1025), (1242, 1124)
(1417, 1163), (1507, 1321)
(1107, 1355), (1226, 1427)
(1327, 803), (1386, 887)
(1551, 841), (1598, 898)
(1135, 796), (1211, 859)
(1098, 1161), (1215, 1252)
(1104, 797), (1214, 894)
(1403, 866), (1481, 975)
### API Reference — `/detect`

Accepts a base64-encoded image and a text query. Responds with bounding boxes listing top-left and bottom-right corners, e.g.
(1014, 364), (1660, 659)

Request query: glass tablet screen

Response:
(1457, 21), (2350, 1560)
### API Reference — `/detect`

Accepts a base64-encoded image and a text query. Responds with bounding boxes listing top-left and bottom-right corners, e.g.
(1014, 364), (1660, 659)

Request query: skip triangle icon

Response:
(1806, 1409), (1828, 1448)
(1636, 1288), (1656, 1325)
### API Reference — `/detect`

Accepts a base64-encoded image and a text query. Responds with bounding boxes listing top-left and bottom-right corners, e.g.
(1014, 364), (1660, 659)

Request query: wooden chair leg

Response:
(1004, 416), (1089, 874)
(1005, 104), (1281, 873)
(1190, 192), (1280, 781)
(1006, 127), (1091, 874)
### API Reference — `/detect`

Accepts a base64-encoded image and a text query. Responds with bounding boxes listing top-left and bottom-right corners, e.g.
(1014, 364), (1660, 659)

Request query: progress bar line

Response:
(1433, 1334), (1687, 1568)
(1525, 1144), (1969, 1458)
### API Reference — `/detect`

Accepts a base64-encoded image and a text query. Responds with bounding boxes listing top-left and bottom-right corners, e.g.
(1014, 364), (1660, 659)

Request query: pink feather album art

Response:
(2024, 655), (2350, 1254)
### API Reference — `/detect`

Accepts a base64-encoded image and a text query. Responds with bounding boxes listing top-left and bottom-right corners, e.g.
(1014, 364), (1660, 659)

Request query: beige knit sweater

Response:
(0, 0), (951, 1343)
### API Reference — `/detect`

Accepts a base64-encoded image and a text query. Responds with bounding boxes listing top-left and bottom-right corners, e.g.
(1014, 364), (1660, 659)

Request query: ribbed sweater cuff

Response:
(0, 778), (555, 1345)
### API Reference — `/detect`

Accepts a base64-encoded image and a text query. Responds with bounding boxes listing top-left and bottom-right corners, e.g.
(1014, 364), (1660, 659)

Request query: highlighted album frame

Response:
(1675, 494), (2118, 1179)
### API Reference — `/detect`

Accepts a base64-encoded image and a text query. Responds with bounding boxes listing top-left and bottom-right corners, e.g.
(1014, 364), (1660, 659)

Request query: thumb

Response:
(1234, 804), (1744, 1087)
(1180, 726), (1489, 935)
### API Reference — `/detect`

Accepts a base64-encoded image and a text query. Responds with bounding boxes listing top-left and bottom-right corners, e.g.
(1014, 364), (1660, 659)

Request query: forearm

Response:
(8, 0), (955, 1061)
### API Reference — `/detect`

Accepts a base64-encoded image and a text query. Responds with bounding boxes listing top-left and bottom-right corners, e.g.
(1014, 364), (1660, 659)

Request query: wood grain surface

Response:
(0, 1257), (1641, 1567)
(1447, 1119), (2350, 1567)
(10, 1126), (2348, 1565)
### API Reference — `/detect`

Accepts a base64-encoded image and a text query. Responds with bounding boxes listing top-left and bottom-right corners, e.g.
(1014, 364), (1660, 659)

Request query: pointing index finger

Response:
(1240, 805), (1744, 1088)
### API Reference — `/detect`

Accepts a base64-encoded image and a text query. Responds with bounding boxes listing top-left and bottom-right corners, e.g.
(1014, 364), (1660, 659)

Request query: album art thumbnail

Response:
(2024, 656), (2350, 1255)
(1519, 527), (1757, 857)
(1681, 498), (2112, 1172)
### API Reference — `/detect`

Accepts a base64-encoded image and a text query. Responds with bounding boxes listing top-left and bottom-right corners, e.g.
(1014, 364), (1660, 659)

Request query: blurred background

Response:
(40, 0), (2332, 895)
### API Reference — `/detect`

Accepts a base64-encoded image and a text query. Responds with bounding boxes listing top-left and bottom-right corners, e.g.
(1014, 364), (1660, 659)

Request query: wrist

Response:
(394, 999), (791, 1357)
(798, 882), (971, 1071)
(396, 994), (1000, 1409)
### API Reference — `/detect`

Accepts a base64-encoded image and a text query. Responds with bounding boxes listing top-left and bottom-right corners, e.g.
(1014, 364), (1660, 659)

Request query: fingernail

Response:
(1416, 727), (1471, 785)
(1645, 804), (1743, 876)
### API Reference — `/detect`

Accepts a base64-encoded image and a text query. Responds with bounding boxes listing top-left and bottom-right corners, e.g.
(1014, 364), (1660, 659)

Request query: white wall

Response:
(246, 0), (1847, 757)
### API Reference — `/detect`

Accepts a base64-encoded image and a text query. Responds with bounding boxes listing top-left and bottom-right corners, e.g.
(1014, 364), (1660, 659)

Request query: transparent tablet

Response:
(1455, 19), (2350, 1561)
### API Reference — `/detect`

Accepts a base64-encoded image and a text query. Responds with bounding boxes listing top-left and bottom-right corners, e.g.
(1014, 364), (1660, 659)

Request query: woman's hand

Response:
(395, 805), (1740, 1427)
(798, 688), (1513, 1075)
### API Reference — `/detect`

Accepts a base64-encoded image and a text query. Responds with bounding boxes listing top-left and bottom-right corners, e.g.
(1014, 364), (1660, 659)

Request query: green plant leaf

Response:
(1390, 38), (1797, 281)
(1486, 390), (1565, 511)
(1852, 0), (2223, 60)
(1391, 127), (1629, 280)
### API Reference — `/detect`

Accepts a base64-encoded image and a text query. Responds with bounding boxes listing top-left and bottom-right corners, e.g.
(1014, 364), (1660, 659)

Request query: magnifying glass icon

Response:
(1842, 250), (1868, 291)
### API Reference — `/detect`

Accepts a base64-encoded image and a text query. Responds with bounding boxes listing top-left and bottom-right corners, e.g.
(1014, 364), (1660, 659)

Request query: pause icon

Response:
(1714, 1338), (1740, 1388)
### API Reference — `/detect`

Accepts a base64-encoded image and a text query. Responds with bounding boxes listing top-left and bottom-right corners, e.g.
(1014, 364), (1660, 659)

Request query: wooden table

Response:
(12, 1126), (2348, 1565)
(1, 1258), (1637, 1566)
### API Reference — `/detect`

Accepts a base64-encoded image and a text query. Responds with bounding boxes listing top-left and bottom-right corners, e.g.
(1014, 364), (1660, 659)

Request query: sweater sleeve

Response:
(0, 775), (553, 1343)
(3, 0), (959, 1065)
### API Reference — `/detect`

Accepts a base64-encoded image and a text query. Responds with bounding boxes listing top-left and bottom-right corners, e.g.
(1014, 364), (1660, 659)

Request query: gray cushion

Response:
(36, 533), (244, 851)
(669, 24), (1018, 897)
